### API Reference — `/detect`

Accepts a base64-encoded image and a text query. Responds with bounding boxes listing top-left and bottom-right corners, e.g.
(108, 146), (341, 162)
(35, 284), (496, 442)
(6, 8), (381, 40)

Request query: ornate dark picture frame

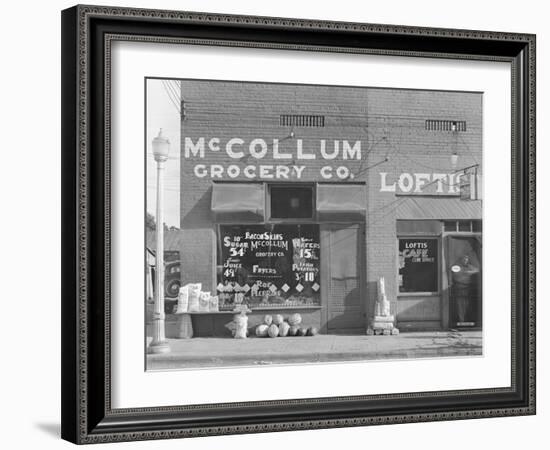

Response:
(61, 4), (536, 444)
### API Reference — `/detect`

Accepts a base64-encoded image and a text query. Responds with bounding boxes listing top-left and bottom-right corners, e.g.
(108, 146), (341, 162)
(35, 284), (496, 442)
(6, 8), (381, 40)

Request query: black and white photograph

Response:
(0, 0), (545, 446)
(20, 0), (540, 446)
(145, 78), (483, 370)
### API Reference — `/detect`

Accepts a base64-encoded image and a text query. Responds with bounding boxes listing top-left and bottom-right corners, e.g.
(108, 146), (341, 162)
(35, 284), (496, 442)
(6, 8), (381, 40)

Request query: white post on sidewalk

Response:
(148, 129), (171, 354)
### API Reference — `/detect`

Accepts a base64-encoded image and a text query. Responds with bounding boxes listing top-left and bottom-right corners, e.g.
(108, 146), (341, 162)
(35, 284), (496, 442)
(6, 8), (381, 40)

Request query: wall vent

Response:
(425, 119), (466, 132)
(280, 114), (325, 127)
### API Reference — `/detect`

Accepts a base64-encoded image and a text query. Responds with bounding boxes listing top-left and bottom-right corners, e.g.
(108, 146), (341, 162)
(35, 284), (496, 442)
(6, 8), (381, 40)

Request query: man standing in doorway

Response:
(450, 255), (480, 325)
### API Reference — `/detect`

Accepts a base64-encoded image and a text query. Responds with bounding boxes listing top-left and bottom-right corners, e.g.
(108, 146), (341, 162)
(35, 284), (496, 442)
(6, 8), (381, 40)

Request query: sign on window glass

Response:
(217, 224), (321, 309)
(398, 238), (438, 293)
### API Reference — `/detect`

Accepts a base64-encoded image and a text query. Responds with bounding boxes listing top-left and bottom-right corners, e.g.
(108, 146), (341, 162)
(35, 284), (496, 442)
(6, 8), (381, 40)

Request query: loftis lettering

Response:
(380, 172), (463, 194)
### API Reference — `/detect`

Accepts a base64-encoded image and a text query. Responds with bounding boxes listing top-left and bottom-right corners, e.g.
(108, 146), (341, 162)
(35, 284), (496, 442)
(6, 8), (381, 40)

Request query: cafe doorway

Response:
(446, 235), (482, 329)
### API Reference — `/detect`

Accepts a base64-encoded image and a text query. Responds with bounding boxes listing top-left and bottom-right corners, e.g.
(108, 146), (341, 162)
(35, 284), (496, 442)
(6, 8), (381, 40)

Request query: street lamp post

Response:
(148, 129), (171, 354)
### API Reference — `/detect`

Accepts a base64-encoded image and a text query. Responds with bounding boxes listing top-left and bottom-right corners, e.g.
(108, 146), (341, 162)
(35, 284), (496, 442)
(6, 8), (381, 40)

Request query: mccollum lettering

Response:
(184, 137), (362, 161)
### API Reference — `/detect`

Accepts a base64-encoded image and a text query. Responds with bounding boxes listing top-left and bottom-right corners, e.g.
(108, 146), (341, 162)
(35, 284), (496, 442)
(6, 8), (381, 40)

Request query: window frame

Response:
(266, 182), (316, 223)
(443, 220), (482, 234)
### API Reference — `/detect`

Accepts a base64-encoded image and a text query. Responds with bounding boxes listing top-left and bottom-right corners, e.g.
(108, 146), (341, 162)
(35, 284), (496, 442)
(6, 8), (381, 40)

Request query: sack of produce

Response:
(199, 291), (211, 312)
(255, 324), (269, 337)
(209, 295), (219, 312)
(288, 313), (302, 326)
(233, 312), (248, 339)
(272, 314), (284, 325)
(267, 324), (279, 338)
(263, 315), (273, 326)
(175, 285), (189, 313)
(186, 283), (202, 312)
(278, 321), (290, 337)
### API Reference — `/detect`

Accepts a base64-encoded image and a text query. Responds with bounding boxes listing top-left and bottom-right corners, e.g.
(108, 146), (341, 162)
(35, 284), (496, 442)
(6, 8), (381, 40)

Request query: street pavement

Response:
(147, 330), (482, 370)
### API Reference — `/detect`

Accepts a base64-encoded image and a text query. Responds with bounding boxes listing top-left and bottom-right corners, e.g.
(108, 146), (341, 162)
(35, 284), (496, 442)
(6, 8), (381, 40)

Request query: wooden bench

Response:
(173, 310), (251, 338)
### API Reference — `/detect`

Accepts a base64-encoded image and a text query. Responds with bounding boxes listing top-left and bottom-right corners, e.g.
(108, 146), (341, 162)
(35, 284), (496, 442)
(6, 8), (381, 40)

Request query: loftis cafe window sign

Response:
(183, 136), (362, 180)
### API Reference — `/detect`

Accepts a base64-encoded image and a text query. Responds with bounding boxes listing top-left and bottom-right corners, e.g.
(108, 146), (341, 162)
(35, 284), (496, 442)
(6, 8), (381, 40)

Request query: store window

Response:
(472, 220), (482, 232)
(444, 221), (457, 232)
(458, 220), (471, 232)
(270, 185), (314, 219)
(398, 238), (438, 293)
(217, 224), (321, 310)
(443, 220), (482, 233)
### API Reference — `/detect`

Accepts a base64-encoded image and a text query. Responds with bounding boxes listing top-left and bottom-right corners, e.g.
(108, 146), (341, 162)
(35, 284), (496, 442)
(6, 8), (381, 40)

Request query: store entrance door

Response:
(446, 235), (482, 328)
(323, 224), (365, 334)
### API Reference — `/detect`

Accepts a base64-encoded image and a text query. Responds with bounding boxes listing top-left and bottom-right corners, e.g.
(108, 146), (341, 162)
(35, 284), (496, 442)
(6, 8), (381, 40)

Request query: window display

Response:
(217, 224), (321, 309)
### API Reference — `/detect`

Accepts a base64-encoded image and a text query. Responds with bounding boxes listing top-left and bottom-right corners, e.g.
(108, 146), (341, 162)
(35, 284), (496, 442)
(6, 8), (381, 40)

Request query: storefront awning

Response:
(396, 196), (482, 220)
(316, 184), (367, 219)
(211, 183), (265, 221)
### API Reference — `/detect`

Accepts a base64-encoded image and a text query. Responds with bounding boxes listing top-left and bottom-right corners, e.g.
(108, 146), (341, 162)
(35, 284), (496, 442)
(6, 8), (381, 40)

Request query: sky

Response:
(146, 79), (181, 228)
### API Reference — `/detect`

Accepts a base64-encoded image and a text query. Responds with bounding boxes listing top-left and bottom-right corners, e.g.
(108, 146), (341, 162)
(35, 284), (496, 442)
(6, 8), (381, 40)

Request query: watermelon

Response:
(263, 315), (273, 326)
(272, 314), (284, 325)
(255, 324), (269, 337)
(267, 324), (279, 338)
(288, 325), (299, 336)
(278, 322), (290, 337)
(307, 327), (318, 336)
(288, 313), (302, 326)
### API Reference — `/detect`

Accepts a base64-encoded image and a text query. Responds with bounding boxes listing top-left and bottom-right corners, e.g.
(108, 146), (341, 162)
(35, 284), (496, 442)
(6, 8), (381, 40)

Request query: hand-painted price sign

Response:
(218, 224), (321, 307)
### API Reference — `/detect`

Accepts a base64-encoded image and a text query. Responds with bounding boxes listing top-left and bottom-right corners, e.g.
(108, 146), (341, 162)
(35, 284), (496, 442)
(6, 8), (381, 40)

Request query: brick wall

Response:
(177, 79), (482, 328)
(363, 88), (482, 322)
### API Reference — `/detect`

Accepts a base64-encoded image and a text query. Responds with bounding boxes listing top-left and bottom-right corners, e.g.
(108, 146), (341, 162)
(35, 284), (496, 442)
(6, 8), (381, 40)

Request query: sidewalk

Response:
(147, 330), (482, 370)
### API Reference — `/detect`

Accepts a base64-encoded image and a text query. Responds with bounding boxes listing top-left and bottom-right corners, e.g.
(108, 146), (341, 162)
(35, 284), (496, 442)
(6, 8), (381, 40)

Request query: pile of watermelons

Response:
(255, 313), (318, 338)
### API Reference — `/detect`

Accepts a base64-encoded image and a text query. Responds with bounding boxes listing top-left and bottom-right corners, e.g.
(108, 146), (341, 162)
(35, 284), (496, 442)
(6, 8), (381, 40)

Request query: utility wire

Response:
(161, 80), (181, 115)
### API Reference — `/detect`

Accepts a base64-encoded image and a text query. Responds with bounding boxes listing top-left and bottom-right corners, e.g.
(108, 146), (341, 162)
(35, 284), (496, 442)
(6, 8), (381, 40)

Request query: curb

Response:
(147, 347), (482, 369)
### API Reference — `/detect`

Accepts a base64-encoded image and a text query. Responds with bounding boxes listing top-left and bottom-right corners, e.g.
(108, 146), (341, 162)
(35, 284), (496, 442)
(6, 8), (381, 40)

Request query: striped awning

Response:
(396, 196), (482, 220)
